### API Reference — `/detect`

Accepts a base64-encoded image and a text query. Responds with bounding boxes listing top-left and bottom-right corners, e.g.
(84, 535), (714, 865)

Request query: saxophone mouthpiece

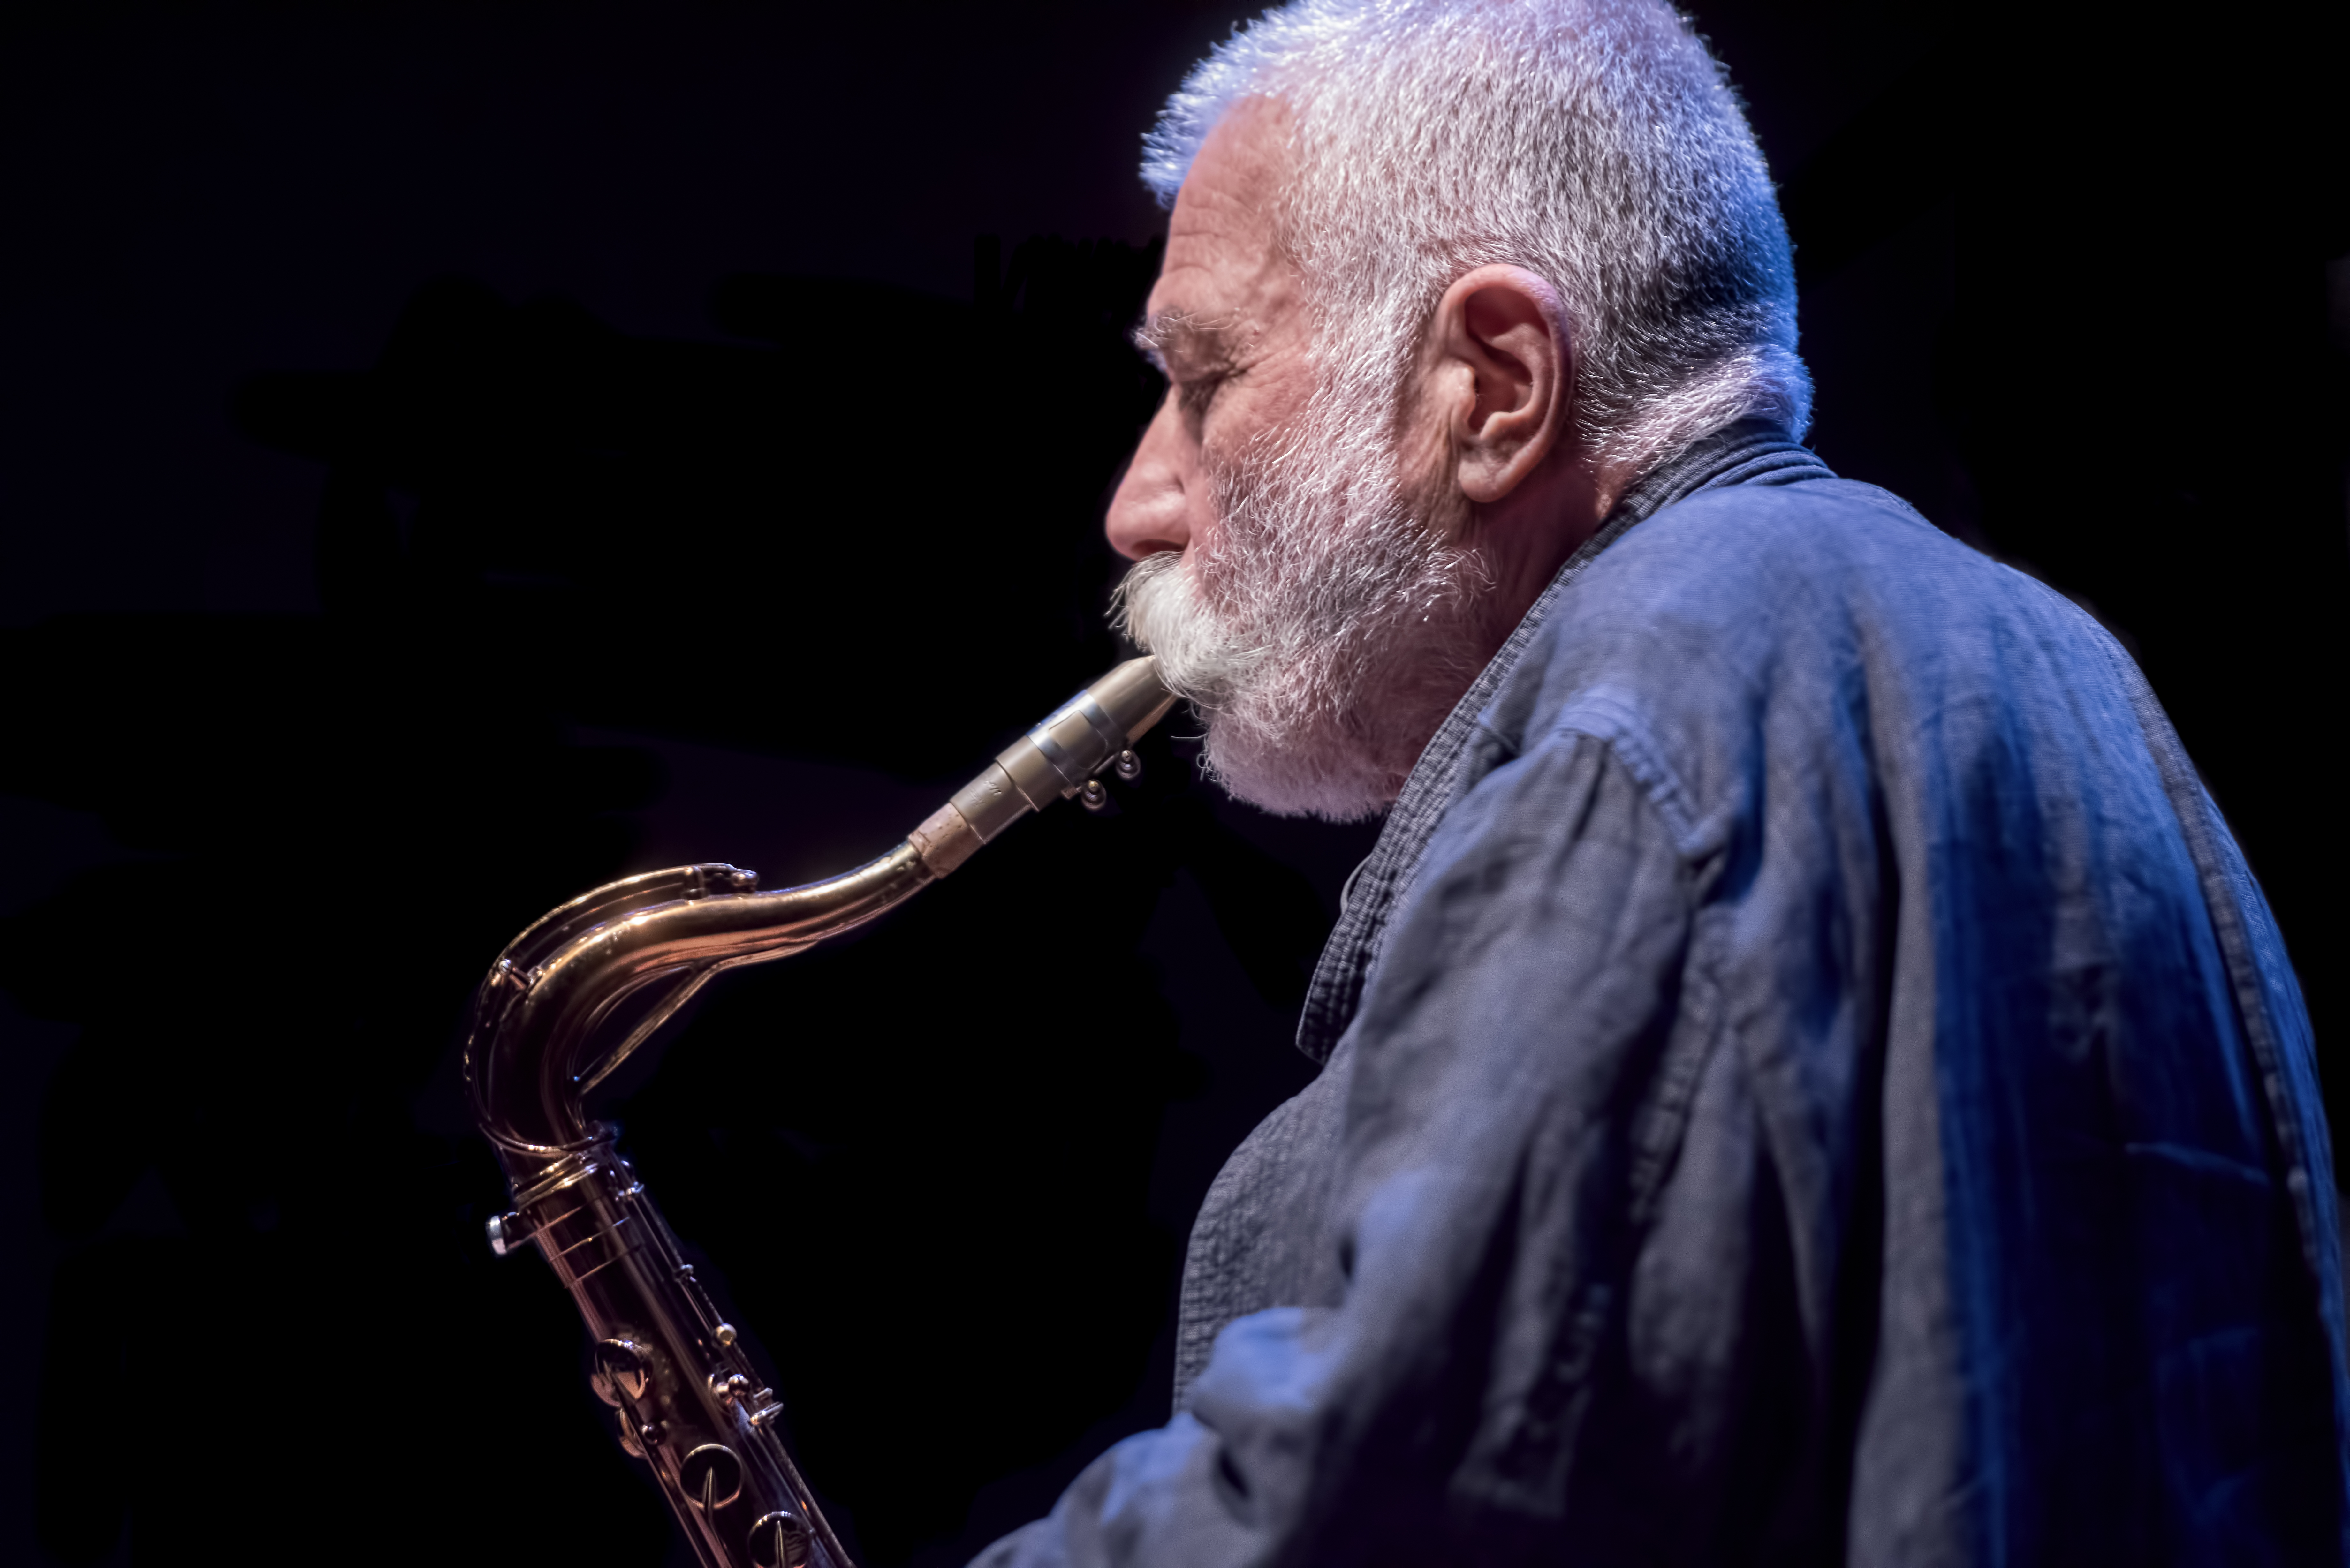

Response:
(910, 655), (1177, 877)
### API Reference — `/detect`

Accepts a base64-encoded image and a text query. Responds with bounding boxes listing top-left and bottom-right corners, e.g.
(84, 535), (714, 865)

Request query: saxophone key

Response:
(484, 1211), (526, 1256)
(613, 1404), (649, 1460)
(679, 1444), (744, 1511)
(749, 1510), (812, 1568)
(591, 1338), (651, 1405)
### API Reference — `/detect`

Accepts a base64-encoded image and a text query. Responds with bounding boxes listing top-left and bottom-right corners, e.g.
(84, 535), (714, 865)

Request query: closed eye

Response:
(1134, 309), (1243, 429)
(1176, 372), (1225, 421)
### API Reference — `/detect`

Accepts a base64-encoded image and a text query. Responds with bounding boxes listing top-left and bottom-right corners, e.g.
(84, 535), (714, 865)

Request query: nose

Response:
(1106, 393), (1193, 561)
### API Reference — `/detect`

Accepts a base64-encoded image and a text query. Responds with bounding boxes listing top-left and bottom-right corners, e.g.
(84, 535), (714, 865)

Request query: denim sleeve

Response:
(973, 730), (1702, 1567)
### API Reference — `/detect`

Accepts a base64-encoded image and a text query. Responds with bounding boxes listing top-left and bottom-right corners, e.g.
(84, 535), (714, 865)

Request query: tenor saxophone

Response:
(465, 658), (1175, 1568)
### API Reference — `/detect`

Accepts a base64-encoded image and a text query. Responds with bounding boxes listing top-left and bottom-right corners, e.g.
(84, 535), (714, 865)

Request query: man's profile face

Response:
(1108, 95), (1315, 569)
(1105, 96), (1506, 821)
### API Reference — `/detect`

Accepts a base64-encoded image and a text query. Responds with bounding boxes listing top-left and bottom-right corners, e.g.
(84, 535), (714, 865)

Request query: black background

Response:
(2, 3), (2344, 1565)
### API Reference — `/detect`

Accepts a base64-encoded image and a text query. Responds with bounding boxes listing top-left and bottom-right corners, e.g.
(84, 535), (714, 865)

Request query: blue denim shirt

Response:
(978, 426), (2349, 1565)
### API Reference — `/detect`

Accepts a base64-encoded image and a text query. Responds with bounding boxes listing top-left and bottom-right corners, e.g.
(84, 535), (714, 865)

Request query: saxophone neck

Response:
(464, 655), (1175, 1165)
(466, 845), (934, 1162)
(464, 656), (1173, 1568)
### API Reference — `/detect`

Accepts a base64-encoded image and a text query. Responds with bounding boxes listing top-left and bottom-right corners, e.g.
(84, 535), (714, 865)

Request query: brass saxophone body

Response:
(465, 659), (1176, 1568)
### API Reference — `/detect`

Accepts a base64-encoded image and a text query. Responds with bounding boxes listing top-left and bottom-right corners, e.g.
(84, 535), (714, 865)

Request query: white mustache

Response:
(1108, 411), (1497, 820)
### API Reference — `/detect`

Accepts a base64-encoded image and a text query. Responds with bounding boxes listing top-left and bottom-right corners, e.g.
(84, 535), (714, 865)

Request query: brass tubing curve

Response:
(467, 657), (1176, 1162)
(479, 844), (934, 1155)
(459, 656), (1175, 1568)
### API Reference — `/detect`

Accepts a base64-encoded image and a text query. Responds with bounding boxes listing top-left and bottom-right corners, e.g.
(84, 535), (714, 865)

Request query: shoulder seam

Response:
(1544, 685), (1702, 859)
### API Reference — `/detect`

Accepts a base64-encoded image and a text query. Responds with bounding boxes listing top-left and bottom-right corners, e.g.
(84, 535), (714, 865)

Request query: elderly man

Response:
(982, 2), (2348, 1562)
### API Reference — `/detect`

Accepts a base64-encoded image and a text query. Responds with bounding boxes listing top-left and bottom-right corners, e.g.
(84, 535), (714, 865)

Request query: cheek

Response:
(1391, 381), (1457, 501)
(1204, 333), (1314, 452)
(1197, 361), (1315, 518)
(1405, 431), (1471, 541)
(1248, 354), (1320, 436)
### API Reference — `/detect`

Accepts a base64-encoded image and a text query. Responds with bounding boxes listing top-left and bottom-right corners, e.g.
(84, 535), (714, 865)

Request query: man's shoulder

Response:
(1592, 473), (1971, 612)
(1518, 474), (2031, 702)
(1476, 474), (2116, 843)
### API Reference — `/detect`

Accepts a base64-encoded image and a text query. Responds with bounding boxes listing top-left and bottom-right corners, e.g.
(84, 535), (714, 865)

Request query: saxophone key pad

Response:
(749, 1510), (812, 1568)
(590, 1338), (651, 1404)
(679, 1444), (744, 1511)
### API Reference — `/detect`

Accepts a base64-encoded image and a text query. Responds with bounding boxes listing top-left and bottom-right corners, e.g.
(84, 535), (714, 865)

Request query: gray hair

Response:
(1142, 0), (1811, 481)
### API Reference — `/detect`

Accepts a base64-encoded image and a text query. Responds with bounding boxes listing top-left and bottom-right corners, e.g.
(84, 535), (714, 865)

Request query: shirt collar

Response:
(1292, 418), (1832, 1063)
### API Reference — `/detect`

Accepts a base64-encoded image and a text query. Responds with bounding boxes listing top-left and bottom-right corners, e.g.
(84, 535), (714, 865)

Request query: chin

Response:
(1191, 702), (1414, 823)
(1143, 606), (1489, 822)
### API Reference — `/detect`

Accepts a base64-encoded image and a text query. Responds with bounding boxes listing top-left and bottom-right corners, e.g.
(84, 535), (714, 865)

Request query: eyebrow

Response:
(1131, 309), (1241, 375)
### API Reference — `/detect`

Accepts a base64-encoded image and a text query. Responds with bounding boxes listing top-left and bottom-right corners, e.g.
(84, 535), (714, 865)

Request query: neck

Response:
(1467, 445), (1613, 658)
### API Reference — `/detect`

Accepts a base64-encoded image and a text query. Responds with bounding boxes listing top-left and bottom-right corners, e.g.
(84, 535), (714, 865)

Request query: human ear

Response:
(1426, 265), (1570, 504)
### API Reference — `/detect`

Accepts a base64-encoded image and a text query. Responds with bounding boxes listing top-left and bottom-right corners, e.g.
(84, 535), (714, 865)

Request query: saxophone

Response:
(465, 658), (1176, 1568)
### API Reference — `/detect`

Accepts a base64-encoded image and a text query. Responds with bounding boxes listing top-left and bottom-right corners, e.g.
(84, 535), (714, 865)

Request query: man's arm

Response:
(977, 727), (1737, 1566)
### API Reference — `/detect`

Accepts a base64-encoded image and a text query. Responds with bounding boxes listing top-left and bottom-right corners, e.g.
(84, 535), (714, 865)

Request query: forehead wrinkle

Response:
(1133, 99), (1308, 399)
(1163, 201), (1280, 290)
(1144, 246), (1293, 369)
(1154, 98), (1294, 325)
(1168, 183), (1270, 244)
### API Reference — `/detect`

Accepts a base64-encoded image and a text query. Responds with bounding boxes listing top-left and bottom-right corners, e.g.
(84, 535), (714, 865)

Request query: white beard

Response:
(1114, 387), (1504, 821)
